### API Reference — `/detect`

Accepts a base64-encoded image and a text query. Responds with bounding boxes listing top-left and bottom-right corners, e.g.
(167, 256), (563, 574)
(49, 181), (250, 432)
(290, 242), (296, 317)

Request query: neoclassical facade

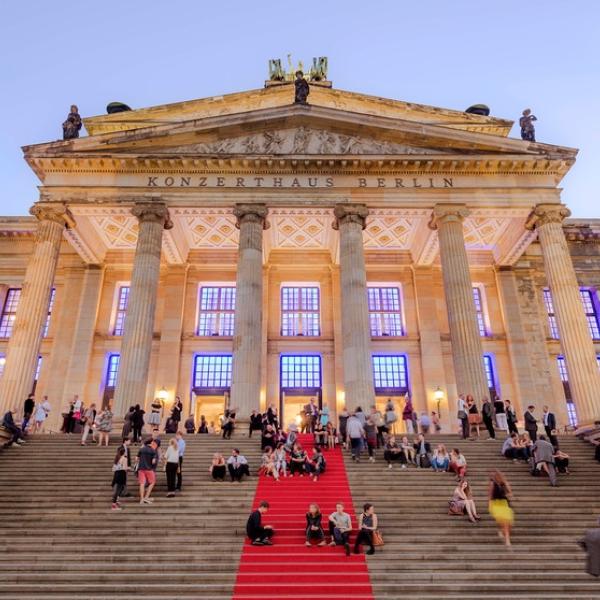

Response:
(1, 83), (599, 431)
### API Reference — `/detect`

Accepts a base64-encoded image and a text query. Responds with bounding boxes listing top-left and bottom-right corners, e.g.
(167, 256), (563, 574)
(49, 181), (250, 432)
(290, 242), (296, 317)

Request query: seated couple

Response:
(306, 503), (353, 556)
(209, 449), (250, 482)
(289, 443), (327, 481)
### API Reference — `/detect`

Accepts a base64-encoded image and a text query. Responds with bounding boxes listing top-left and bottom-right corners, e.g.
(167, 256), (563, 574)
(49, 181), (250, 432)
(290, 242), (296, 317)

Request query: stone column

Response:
(62, 265), (105, 407)
(333, 204), (375, 409)
(112, 202), (172, 418)
(229, 204), (268, 422)
(429, 204), (489, 403)
(0, 203), (74, 413)
(526, 204), (600, 424)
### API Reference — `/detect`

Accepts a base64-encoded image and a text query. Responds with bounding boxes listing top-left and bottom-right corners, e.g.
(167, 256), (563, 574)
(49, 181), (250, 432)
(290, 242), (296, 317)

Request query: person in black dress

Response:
(289, 443), (307, 476)
(305, 503), (326, 546)
(354, 503), (378, 555)
(131, 404), (145, 443)
(249, 410), (263, 438)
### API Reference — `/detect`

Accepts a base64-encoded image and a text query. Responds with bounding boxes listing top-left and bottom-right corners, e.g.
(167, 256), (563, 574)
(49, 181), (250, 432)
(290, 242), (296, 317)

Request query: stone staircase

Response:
(0, 433), (599, 599)
(0, 434), (261, 599)
(345, 434), (600, 599)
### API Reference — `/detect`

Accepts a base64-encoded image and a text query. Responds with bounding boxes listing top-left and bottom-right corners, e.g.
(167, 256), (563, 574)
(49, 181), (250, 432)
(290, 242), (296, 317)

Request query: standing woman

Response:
(121, 406), (134, 440)
(488, 469), (514, 547)
(319, 403), (330, 428)
(132, 404), (146, 443)
(305, 503), (326, 547)
(402, 396), (414, 435)
(97, 404), (113, 447)
(505, 400), (518, 435)
(354, 503), (378, 555)
(148, 399), (162, 433)
(164, 438), (179, 497)
(80, 403), (97, 446)
(467, 395), (480, 439)
(111, 446), (128, 511)
(338, 406), (349, 449)
(33, 396), (51, 434)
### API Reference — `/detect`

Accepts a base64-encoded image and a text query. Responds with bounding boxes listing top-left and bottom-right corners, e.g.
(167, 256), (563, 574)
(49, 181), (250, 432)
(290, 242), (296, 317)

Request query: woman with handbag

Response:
(80, 403), (97, 446)
(384, 399), (397, 435)
(353, 503), (378, 555)
(401, 397), (414, 434)
(111, 446), (128, 511)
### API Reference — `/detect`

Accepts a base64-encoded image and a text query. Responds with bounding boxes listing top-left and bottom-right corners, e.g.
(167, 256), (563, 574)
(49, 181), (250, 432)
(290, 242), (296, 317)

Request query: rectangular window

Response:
(543, 288), (559, 339)
(372, 355), (409, 393)
(193, 355), (233, 389)
(197, 286), (236, 336)
(557, 356), (577, 427)
(280, 355), (322, 389)
(483, 354), (498, 398)
(43, 288), (56, 338)
(580, 288), (600, 340)
(31, 355), (42, 394)
(472, 286), (487, 336)
(106, 354), (120, 387)
(281, 286), (320, 336)
(368, 287), (404, 336)
(0, 288), (21, 338)
(112, 286), (130, 336)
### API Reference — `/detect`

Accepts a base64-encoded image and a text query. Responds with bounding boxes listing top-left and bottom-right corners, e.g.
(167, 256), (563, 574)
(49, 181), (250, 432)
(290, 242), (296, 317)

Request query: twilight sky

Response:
(1, 0), (598, 216)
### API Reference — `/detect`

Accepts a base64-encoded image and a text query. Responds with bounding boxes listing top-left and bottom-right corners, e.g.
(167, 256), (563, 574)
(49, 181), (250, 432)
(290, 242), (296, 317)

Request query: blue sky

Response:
(1, 0), (598, 216)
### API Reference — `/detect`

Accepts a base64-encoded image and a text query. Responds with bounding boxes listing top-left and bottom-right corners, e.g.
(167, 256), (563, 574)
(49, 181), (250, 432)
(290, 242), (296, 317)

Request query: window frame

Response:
(0, 287), (22, 338)
(196, 285), (236, 337)
(280, 284), (321, 337)
(43, 288), (56, 338)
(193, 354), (233, 393)
(557, 355), (578, 427)
(579, 288), (600, 340)
(110, 283), (131, 336)
(482, 353), (499, 399)
(367, 284), (405, 337)
(280, 354), (322, 390)
(371, 354), (410, 395)
(472, 284), (490, 337)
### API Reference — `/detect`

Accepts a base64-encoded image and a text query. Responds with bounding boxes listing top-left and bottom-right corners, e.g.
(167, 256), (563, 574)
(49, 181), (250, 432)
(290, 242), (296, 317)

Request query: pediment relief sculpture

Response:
(154, 127), (446, 156)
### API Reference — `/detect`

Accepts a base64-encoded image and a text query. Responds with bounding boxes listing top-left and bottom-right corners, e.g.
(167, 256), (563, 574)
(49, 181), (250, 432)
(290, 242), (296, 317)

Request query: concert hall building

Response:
(1, 78), (599, 431)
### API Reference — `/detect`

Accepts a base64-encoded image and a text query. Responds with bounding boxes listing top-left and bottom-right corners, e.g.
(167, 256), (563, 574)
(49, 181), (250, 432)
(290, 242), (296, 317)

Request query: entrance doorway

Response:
(192, 390), (229, 432)
(279, 355), (322, 429)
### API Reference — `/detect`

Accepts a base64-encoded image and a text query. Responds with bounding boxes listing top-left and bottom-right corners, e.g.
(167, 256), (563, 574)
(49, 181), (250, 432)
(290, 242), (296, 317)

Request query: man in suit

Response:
(542, 405), (557, 439)
(481, 397), (496, 440)
(524, 405), (538, 442)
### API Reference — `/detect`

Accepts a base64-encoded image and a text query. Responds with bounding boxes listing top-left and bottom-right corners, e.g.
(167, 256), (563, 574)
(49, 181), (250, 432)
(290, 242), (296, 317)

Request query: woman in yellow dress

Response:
(488, 469), (514, 546)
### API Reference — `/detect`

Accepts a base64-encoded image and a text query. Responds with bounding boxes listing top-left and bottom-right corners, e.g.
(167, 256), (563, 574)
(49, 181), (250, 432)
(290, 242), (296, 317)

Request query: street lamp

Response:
(157, 387), (168, 401)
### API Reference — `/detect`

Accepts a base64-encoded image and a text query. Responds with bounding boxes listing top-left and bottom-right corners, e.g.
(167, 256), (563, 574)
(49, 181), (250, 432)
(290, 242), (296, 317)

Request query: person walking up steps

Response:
(136, 438), (157, 505)
(111, 446), (128, 511)
(488, 469), (514, 547)
(164, 438), (179, 497)
(246, 500), (274, 546)
(347, 412), (365, 462)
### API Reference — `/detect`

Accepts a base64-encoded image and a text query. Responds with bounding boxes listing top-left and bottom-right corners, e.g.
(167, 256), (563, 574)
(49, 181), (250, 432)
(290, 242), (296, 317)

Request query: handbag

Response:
(457, 410), (467, 420)
(372, 530), (384, 546)
(448, 500), (464, 516)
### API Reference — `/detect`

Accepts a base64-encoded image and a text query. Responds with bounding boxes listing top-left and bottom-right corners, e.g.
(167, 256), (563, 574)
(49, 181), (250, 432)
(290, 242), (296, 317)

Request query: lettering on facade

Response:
(146, 175), (454, 189)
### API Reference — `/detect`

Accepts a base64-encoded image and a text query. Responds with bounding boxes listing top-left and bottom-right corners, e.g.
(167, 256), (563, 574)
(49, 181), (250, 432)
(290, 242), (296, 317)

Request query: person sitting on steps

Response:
(209, 452), (226, 481)
(384, 435), (407, 469)
(305, 446), (326, 482)
(227, 448), (250, 483)
(354, 503), (378, 555)
(328, 502), (352, 556)
(246, 500), (274, 546)
(289, 442), (307, 476)
(305, 503), (326, 547)
(448, 479), (481, 523)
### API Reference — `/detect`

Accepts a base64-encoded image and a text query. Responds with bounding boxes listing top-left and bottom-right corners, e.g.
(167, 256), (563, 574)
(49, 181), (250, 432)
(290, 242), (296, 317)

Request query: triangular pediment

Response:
(23, 103), (577, 162)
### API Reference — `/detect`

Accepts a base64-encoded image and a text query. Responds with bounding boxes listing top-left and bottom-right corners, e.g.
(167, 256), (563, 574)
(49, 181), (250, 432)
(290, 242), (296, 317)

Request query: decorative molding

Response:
(63, 228), (102, 264)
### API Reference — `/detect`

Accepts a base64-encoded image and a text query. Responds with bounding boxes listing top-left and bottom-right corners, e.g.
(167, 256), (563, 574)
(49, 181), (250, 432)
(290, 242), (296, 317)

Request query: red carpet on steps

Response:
(232, 434), (374, 600)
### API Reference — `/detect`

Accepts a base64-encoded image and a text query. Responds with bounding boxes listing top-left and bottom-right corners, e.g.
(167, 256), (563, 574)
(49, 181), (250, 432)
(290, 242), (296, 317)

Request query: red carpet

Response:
(232, 434), (374, 599)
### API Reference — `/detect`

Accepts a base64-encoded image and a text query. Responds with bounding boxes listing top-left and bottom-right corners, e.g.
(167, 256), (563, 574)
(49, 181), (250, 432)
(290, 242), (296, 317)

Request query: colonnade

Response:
(1, 200), (599, 426)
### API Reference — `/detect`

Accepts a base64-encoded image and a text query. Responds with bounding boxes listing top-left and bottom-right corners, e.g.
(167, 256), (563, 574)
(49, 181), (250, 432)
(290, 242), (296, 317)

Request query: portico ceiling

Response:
(64, 205), (534, 267)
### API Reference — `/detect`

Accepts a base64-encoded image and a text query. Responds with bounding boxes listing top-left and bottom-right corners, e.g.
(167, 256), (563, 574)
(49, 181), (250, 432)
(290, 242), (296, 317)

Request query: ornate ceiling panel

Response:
(269, 209), (332, 249)
(364, 212), (420, 250)
(181, 213), (239, 248)
(463, 216), (508, 248)
(89, 215), (138, 248)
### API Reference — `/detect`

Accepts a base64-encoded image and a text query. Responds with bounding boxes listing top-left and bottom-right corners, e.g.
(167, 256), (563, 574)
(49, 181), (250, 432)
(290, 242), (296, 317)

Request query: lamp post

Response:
(157, 387), (168, 402)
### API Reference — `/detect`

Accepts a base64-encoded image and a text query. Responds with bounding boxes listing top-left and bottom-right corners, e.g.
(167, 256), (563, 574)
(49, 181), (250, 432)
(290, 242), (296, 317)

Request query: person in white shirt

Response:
(227, 449), (250, 482)
(328, 502), (353, 556)
(33, 396), (51, 433)
(457, 395), (469, 440)
(346, 413), (365, 462)
(164, 438), (180, 497)
(175, 431), (186, 491)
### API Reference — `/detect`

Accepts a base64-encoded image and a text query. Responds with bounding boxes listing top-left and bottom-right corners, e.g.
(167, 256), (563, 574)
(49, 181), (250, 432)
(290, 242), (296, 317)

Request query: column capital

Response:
(525, 203), (571, 230)
(332, 204), (369, 230)
(428, 203), (469, 230)
(131, 202), (173, 229)
(29, 203), (75, 229)
(233, 204), (269, 229)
